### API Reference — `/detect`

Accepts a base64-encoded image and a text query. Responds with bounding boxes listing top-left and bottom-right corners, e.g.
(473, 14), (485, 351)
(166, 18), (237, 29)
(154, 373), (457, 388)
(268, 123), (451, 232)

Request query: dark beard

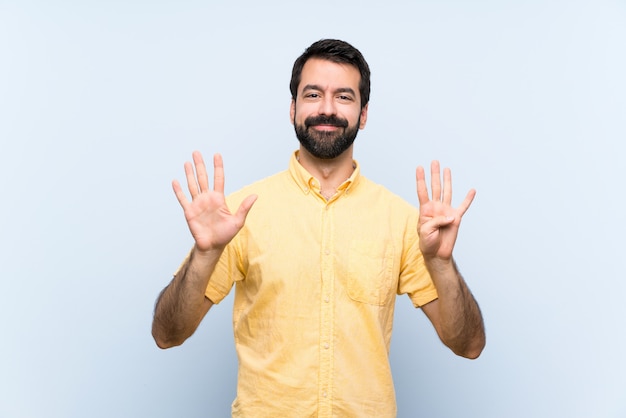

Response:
(294, 114), (360, 160)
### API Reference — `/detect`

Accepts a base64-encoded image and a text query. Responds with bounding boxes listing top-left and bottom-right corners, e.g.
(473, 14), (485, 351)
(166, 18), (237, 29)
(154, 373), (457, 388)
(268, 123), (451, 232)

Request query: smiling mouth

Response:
(311, 124), (341, 131)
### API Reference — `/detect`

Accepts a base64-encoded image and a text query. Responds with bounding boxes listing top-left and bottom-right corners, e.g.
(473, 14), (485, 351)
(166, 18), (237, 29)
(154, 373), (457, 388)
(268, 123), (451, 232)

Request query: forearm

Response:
(152, 246), (220, 348)
(426, 258), (485, 359)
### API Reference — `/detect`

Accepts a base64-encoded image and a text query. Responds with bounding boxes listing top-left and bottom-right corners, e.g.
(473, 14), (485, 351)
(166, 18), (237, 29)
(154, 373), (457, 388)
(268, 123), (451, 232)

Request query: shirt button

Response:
(324, 249), (330, 255)
(324, 296), (330, 303)
(324, 342), (329, 349)
(322, 391), (328, 398)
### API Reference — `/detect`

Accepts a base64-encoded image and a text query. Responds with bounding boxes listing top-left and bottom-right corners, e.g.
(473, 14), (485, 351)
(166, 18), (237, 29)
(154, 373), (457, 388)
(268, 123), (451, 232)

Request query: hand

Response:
(416, 161), (475, 261)
(172, 151), (257, 253)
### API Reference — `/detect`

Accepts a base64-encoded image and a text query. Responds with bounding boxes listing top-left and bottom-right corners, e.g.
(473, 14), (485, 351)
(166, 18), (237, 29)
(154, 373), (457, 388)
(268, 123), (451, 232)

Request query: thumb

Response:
(234, 194), (258, 223)
(427, 215), (455, 231)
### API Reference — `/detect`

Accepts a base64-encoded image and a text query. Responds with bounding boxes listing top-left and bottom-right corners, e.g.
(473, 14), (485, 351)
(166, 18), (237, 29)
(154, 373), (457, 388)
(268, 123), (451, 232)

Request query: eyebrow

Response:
(302, 84), (357, 96)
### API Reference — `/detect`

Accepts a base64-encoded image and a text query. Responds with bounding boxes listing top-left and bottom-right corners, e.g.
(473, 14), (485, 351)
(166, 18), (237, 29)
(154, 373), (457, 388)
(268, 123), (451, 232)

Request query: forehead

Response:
(298, 58), (361, 93)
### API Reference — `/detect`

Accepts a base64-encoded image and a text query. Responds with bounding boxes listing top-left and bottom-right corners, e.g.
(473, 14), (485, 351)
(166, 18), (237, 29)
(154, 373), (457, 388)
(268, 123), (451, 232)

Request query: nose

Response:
(318, 95), (337, 116)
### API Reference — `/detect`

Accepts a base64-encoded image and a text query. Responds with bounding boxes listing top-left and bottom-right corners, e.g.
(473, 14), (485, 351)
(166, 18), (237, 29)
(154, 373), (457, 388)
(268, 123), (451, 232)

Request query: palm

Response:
(416, 161), (475, 261)
(173, 152), (256, 252)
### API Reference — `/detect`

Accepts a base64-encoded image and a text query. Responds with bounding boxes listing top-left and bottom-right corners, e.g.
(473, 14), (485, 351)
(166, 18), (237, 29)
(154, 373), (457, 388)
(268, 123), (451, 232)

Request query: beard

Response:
(294, 113), (360, 160)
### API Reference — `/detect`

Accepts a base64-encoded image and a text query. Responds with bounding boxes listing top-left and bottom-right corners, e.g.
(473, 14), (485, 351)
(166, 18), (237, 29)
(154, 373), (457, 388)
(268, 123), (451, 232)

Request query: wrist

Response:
(424, 256), (455, 275)
(192, 244), (224, 260)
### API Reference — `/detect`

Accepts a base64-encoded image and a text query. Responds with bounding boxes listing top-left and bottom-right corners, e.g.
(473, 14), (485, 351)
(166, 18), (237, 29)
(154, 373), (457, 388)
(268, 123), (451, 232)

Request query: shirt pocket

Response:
(347, 239), (395, 306)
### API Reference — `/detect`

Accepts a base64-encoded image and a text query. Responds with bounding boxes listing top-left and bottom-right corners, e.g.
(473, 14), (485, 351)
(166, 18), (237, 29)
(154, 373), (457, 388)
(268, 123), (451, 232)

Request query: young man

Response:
(152, 39), (485, 417)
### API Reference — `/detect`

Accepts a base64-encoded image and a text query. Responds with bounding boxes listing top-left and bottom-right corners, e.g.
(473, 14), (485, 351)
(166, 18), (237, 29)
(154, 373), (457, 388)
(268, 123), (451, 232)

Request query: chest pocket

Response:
(347, 239), (395, 306)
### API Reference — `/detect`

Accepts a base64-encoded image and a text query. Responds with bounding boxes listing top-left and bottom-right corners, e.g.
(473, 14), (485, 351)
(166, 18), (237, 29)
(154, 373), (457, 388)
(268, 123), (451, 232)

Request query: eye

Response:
(337, 95), (354, 102)
(305, 93), (320, 99)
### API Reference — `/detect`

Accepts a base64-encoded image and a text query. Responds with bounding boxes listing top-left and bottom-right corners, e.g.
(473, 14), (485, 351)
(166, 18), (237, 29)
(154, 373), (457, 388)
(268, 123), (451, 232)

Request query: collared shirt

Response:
(205, 151), (438, 417)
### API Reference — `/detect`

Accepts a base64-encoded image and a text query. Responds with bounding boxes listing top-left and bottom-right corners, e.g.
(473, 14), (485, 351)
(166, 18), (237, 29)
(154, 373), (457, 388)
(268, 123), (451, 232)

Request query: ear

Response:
(359, 103), (369, 129)
(290, 99), (296, 125)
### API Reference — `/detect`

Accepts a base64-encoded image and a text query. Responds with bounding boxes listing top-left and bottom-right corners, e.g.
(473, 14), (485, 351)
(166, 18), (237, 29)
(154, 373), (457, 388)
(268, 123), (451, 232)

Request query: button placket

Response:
(318, 202), (334, 416)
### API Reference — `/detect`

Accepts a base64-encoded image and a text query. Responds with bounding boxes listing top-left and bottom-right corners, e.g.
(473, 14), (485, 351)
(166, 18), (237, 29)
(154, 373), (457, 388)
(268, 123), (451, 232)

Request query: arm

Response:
(420, 261), (485, 359)
(152, 151), (257, 349)
(415, 161), (485, 359)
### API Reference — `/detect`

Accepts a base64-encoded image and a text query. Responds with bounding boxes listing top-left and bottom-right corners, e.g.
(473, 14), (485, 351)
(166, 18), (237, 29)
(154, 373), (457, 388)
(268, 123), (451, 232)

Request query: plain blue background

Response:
(1, 1), (625, 417)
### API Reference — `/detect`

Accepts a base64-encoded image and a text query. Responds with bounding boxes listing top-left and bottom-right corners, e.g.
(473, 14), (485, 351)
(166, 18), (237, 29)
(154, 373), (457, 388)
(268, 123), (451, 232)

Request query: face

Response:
(290, 58), (368, 159)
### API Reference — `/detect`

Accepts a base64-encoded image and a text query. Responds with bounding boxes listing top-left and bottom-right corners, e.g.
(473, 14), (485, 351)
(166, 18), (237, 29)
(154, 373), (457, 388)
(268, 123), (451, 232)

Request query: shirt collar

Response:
(288, 150), (361, 197)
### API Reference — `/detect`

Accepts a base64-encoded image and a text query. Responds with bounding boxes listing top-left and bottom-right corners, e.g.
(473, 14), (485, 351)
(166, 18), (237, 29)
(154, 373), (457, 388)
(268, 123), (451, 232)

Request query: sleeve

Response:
(397, 209), (439, 308)
(204, 239), (243, 304)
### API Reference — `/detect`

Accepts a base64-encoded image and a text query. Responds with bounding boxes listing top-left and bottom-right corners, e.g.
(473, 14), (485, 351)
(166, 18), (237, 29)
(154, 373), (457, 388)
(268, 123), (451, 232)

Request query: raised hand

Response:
(416, 161), (475, 261)
(172, 151), (257, 253)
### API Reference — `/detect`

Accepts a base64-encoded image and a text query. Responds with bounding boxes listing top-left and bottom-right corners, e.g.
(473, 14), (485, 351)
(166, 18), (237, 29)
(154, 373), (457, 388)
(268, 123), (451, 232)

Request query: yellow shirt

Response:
(206, 152), (438, 417)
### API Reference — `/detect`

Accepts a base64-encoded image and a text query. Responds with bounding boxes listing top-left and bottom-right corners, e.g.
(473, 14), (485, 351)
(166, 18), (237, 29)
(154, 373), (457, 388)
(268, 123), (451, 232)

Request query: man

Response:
(152, 39), (485, 417)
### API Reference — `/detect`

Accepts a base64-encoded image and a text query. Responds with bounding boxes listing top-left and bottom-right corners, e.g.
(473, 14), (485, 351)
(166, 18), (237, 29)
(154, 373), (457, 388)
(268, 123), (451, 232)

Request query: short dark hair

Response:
(290, 39), (371, 109)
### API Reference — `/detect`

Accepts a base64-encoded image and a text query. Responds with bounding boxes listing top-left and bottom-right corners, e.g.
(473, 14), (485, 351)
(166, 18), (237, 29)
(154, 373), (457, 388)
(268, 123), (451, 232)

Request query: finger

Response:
(423, 215), (455, 232)
(234, 194), (258, 226)
(415, 166), (430, 205)
(420, 216), (455, 239)
(172, 179), (190, 209)
(184, 161), (199, 198)
(192, 151), (209, 193)
(442, 167), (452, 205)
(213, 153), (225, 194)
(431, 160), (441, 201)
(456, 188), (476, 217)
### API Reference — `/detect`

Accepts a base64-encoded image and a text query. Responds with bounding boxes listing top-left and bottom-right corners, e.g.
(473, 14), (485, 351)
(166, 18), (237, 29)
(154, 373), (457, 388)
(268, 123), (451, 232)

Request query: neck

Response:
(297, 147), (355, 197)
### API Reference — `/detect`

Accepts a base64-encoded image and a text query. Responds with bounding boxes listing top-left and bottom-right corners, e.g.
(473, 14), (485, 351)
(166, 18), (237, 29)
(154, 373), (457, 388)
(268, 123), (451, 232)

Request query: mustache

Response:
(304, 115), (349, 128)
